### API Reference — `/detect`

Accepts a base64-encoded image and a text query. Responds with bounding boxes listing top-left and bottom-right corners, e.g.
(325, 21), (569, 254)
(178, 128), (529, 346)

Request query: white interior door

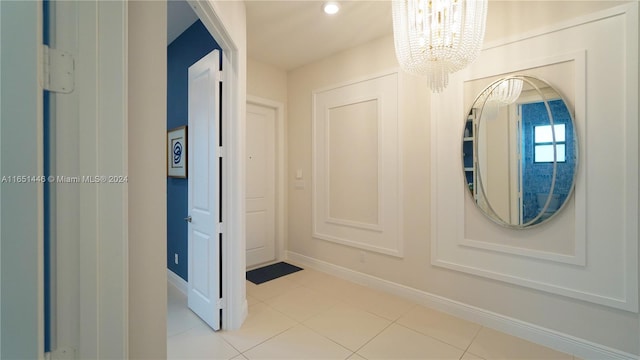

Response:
(246, 103), (276, 268)
(187, 50), (221, 330)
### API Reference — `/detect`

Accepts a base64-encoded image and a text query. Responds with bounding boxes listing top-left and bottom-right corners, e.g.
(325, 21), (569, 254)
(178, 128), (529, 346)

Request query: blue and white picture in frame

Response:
(167, 125), (187, 178)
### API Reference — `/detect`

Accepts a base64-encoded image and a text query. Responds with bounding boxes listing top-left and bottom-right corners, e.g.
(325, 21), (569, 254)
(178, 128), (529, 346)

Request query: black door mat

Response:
(246, 262), (303, 285)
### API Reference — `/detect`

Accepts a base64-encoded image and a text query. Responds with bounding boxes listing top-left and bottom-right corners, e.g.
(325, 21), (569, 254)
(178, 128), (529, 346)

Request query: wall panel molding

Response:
(312, 71), (403, 257)
(431, 3), (638, 311)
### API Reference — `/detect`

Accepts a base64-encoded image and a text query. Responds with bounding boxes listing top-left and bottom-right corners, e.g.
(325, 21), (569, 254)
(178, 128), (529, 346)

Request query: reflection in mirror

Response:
(462, 75), (578, 228)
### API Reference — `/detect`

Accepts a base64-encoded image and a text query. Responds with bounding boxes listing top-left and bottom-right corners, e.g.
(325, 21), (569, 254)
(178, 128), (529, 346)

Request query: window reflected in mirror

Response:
(534, 124), (566, 163)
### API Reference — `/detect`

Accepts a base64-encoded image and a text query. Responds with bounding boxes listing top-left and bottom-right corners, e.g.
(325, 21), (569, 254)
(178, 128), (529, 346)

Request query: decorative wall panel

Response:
(431, 5), (638, 311)
(313, 71), (403, 256)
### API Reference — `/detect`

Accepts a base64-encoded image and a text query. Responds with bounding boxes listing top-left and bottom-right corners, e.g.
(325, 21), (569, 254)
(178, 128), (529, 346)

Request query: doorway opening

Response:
(166, 0), (246, 335)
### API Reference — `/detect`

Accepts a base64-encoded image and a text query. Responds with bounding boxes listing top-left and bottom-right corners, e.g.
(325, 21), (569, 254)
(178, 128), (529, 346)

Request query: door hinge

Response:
(217, 222), (224, 234)
(218, 70), (224, 82)
(217, 298), (224, 309)
(41, 45), (75, 93)
(218, 146), (224, 157)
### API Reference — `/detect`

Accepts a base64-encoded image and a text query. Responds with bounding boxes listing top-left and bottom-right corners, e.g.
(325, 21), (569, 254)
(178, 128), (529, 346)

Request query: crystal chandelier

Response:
(487, 78), (524, 105)
(480, 78), (524, 120)
(392, 0), (488, 92)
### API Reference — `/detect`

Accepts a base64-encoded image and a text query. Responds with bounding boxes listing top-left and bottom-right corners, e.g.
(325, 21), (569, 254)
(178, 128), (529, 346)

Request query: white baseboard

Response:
(240, 299), (249, 328)
(286, 251), (638, 360)
(167, 269), (188, 295)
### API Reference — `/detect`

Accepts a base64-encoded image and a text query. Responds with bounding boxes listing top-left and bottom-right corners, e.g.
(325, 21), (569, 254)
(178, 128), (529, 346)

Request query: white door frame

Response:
(188, 0), (247, 330)
(50, 1), (128, 358)
(247, 95), (287, 265)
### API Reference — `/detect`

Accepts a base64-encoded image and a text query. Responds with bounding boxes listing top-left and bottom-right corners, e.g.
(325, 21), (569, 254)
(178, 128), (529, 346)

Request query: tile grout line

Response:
(391, 320), (476, 356)
(250, 288), (357, 357)
(348, 312), (402, 357)
(297, 321), (362, 357)
(459, 325), (485, 360)
(231, 325), (295, 357)
(250, 273), (425, 359)
(465, 325), (484, 352)
(244, 286), (379, 359)
(179, 274), (478, 360)
(283, 272), (491, 359)
(232, 297), (305, 357)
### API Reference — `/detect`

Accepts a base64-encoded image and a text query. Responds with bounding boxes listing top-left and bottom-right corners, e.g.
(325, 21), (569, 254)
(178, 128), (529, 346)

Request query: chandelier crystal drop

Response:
(392, 0), (488, 92)
(487, 78), (524, 105)
(478, 78), (524, 121)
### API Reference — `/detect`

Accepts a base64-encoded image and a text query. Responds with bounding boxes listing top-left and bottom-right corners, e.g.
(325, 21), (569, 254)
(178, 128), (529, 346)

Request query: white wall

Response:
(483, 1), (631, 43)
(286, 1), (639, 356)
(128, 1), (167, 358)
(248, 58), (287, 104)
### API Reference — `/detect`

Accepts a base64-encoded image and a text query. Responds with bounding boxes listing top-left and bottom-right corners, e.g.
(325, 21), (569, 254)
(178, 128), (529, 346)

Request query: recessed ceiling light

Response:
(323, 2), (340, 15)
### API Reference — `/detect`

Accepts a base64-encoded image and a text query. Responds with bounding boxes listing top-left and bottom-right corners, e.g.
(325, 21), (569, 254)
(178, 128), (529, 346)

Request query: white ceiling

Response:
(167, 0), (393, 71)
(167, 1), (629, 71)
(245, 1), (393, 70)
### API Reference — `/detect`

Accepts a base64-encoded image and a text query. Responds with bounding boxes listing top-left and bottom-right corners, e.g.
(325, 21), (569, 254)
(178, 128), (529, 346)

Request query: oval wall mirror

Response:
(462, 75), (578, 228)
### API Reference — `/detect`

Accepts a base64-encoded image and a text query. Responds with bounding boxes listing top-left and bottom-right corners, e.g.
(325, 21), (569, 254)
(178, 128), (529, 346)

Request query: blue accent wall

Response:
(521, 100), (576, 223)
(167, 20), (220, 281)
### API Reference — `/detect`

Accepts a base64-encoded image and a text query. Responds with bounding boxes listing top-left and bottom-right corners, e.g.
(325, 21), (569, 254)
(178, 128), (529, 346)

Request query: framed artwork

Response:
(167, 126), (187, 178)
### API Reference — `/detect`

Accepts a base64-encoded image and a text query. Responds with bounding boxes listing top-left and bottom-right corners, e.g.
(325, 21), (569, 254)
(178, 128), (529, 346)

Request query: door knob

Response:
(184, 216), (192, 222)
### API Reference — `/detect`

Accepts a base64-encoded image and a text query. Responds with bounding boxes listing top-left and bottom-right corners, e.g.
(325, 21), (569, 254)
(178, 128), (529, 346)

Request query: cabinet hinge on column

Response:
(41, 44), (75, 93)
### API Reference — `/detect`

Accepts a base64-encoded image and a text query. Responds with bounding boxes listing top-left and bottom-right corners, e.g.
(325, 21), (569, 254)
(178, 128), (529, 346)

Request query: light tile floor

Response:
(168, 266), (577, 360)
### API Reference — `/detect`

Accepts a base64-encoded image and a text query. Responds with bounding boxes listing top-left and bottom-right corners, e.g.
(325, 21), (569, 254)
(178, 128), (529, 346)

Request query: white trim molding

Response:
(312, 70), (404, 257)
(189, 0), (247, 330)
(287, 251), (639, 360)
(50, 1), (131, 357)
(431, 2), (638, 312)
